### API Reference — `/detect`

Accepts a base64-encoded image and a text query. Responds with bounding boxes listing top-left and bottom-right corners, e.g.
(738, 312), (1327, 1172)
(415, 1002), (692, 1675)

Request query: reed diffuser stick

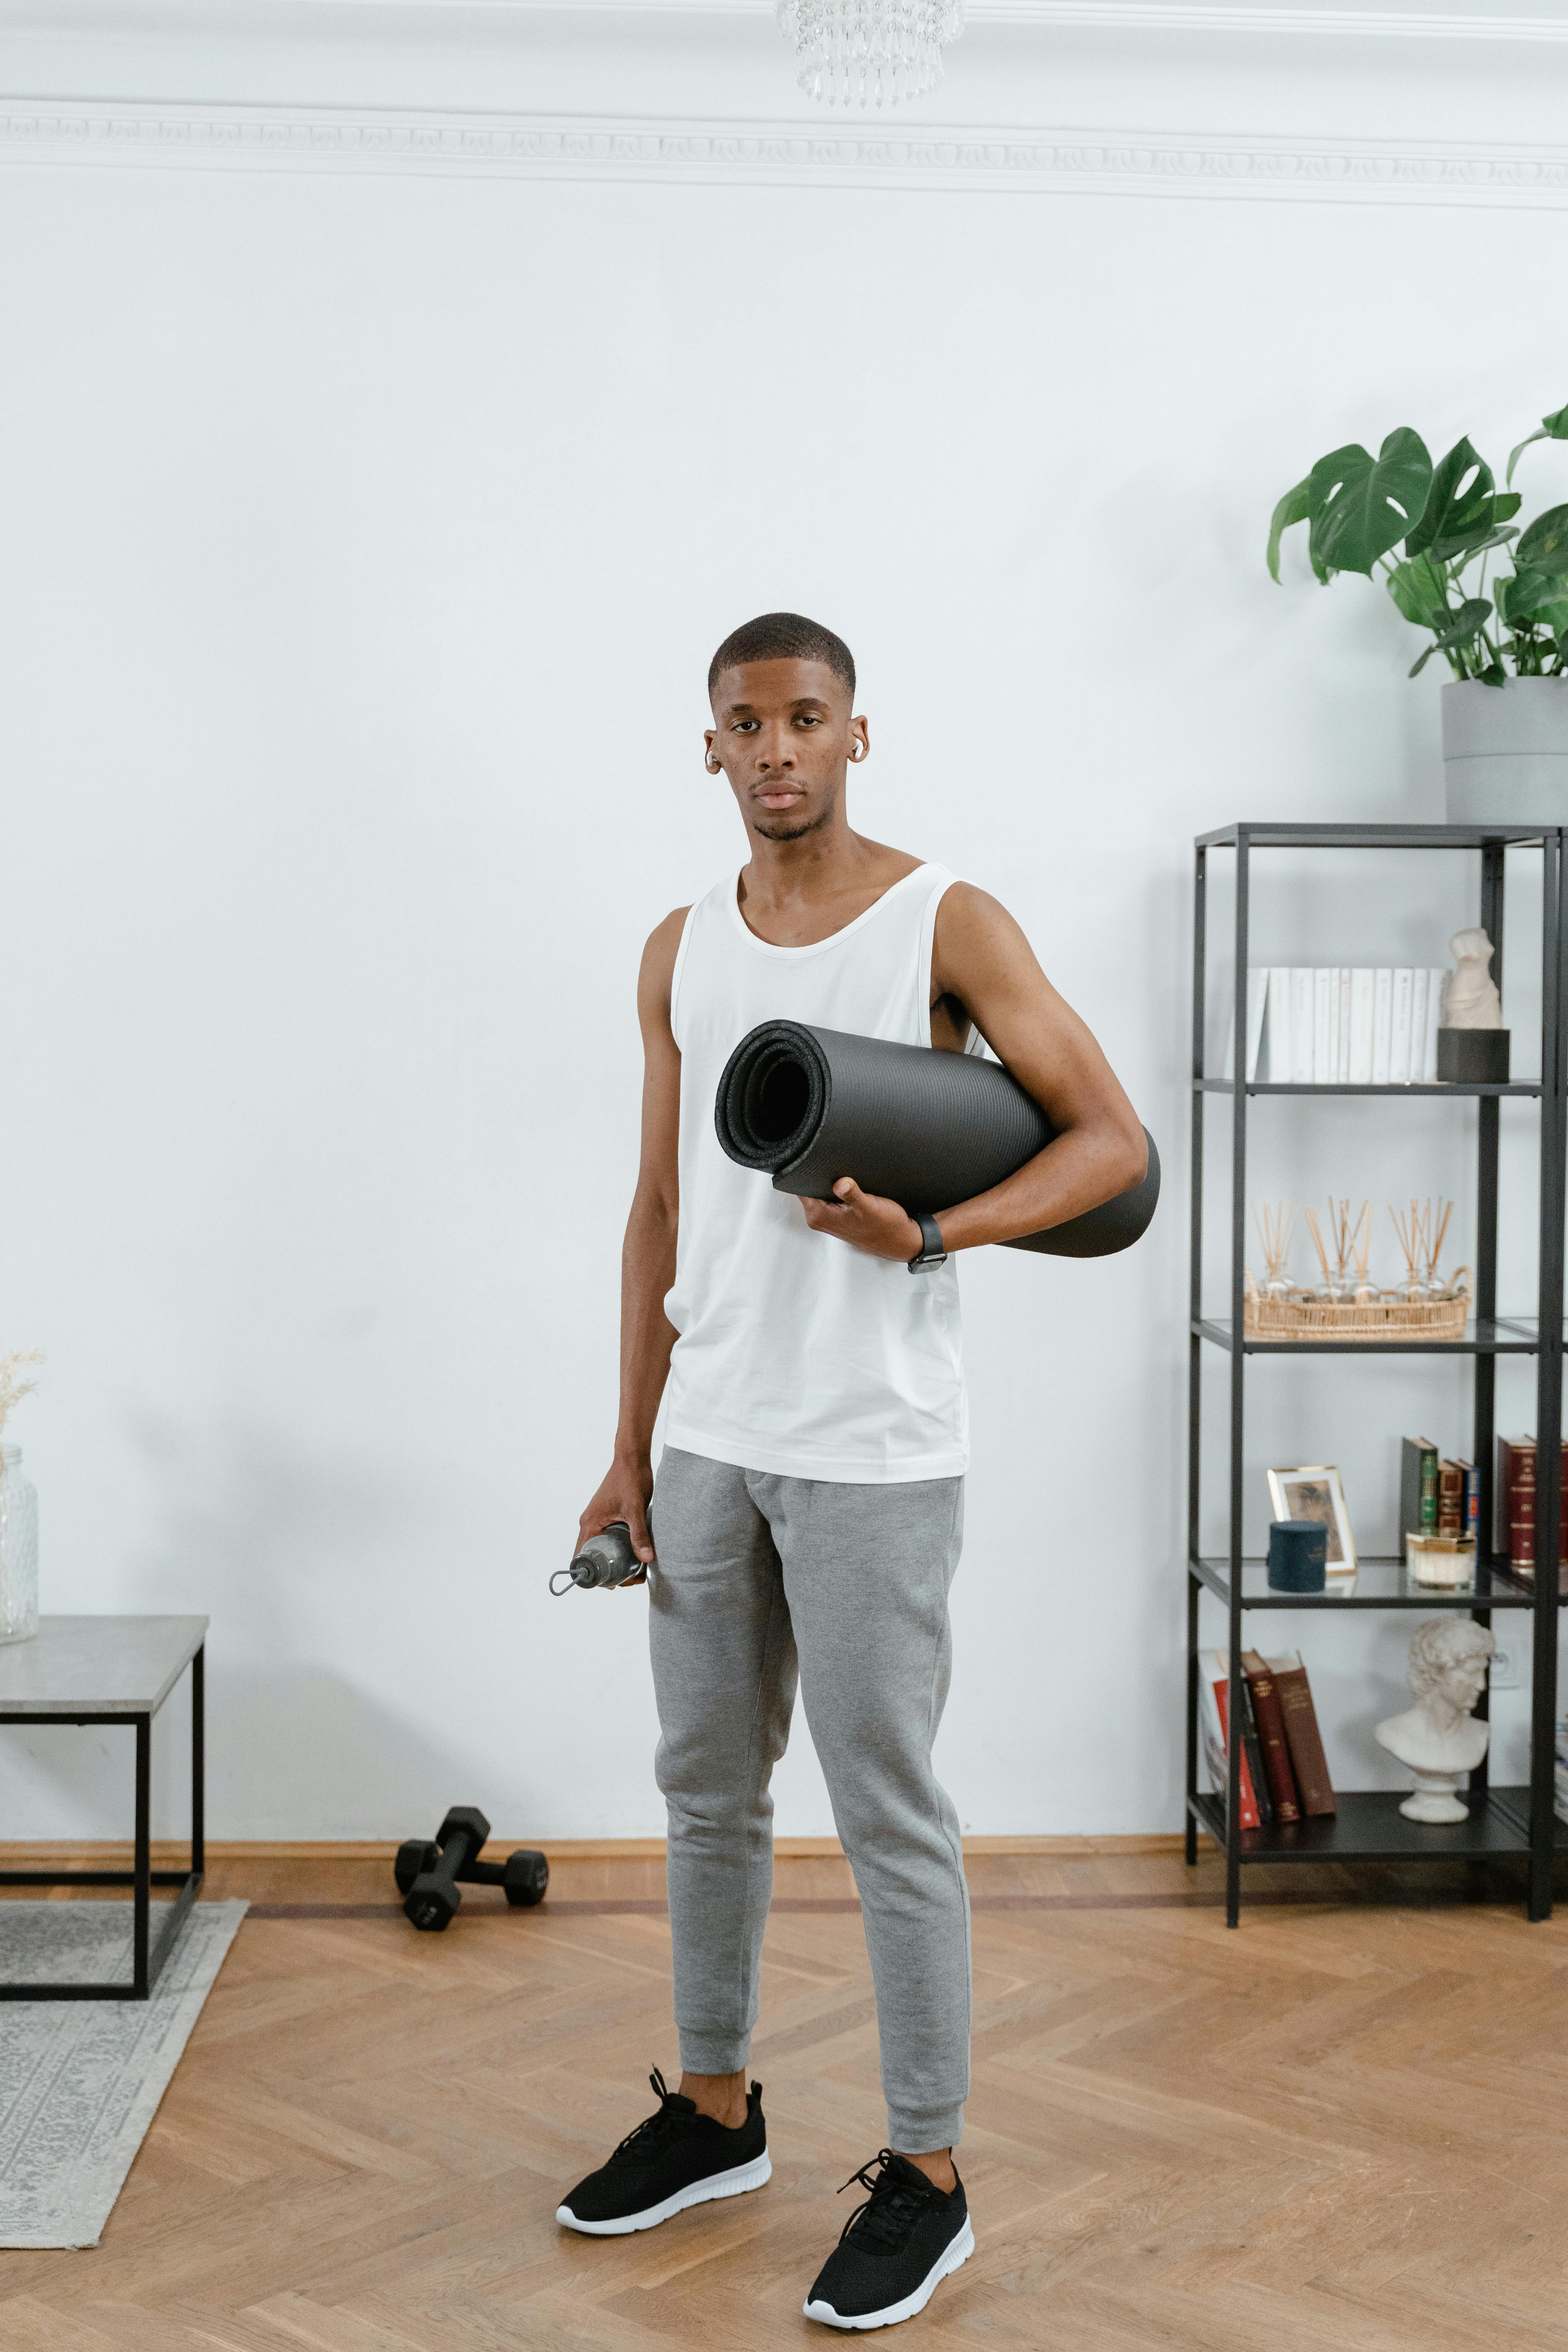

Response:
(1303, 1206), (1333, 1285)
(1389, 1204), (1417, 1280)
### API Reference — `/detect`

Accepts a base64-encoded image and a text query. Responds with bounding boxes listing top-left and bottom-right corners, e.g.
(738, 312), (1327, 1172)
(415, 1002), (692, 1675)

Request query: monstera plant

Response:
(1268, 402), (1568, 684)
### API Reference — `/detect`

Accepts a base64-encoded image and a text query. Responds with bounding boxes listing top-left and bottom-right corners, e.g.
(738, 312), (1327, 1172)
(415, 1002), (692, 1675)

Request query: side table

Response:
(0, 1615), (207, 1999)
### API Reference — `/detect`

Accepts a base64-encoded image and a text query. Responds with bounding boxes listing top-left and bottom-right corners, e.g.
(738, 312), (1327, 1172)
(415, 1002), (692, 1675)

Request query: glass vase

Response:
(0, 1445), (39, 1644)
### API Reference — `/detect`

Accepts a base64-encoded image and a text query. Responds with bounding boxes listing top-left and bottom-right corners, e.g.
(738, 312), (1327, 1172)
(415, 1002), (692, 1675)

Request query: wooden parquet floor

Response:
(3, 1846), (1568, 2350)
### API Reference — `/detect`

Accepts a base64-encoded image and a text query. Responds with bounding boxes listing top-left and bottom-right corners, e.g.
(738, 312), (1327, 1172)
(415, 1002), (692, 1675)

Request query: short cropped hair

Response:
(708, 612), (856, 703)
(1407, 1615), (1493, 1696)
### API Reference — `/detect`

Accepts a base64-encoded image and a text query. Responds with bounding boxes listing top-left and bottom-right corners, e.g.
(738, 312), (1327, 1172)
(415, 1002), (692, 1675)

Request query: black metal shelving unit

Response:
(1187, 823), (1568, 1926)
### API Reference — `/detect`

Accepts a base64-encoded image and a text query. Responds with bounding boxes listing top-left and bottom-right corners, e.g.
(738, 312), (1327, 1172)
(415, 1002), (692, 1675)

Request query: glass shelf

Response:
(1195, 822), (1554, 850)
(1195, 1078), (1539, 1097)
(1194, 1316), (1537, 1356)
(1190, 1554), (1537, 1610)
(1188, 1787), (1532, 1861)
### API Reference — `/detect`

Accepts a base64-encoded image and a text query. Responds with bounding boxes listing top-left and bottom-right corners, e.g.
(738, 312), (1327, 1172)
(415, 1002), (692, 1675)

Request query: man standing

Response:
(556, 613), (1145, 2330)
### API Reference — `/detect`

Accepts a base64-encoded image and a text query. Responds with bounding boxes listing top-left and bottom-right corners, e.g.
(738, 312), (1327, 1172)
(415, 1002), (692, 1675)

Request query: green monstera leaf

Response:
(1498, 568), (1568, 638)
(1507, 402), (1568, 487)
(1408, 599), (1492, 678)
(1515, 503), (1568, 576)
(1386, 550), (1452, 631)
(1309, 430), (1432, 578)
(1405, 437), (1497, 562)
(1266, 476), (1315, 584)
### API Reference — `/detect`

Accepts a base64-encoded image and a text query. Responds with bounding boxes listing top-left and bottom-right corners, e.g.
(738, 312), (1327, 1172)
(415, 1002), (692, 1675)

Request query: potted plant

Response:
(1268, 402), (1568, 821)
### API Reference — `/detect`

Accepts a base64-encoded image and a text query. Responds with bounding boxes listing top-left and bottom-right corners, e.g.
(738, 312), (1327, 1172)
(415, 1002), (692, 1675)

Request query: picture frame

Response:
(1266, 1463), (1357, 1578)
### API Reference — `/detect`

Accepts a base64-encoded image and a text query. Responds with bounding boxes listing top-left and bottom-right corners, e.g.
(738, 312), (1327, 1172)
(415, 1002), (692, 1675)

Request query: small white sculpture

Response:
(1445, 928), (1503, 1030)
(1375, 1616), (1495, 1822)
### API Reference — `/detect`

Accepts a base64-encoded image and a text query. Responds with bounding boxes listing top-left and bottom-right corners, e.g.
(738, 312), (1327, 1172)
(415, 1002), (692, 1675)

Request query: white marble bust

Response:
(1375, 1617), (1495, 1822)
(1445, 928), (1503, 1029)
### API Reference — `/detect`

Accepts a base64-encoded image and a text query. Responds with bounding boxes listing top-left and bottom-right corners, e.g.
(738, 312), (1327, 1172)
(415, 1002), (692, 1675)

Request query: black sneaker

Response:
(556, 2068), (770, 2236)
(803, 2149), (973, 2330)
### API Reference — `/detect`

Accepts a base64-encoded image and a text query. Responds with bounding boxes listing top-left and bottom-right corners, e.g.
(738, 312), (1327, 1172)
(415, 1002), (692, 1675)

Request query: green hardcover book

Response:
(1400, 1436), (1439, 1564)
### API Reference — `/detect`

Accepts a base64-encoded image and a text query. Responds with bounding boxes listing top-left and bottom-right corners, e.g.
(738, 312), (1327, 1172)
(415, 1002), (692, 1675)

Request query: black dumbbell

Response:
(397, 1807), (549, 1930)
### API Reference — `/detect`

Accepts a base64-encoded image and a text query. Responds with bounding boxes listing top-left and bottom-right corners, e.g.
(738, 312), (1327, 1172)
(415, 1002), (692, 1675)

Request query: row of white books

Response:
(1229, 966), (1450, 1085)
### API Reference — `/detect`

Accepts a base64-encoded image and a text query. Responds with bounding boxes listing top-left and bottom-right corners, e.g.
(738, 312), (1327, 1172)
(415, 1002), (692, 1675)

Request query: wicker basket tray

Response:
(1242, 1266), (1472, 1342)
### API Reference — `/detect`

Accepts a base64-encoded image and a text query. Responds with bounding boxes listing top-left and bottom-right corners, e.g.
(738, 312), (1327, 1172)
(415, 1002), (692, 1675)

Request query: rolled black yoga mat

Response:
(715, 1021), (1159, 1258)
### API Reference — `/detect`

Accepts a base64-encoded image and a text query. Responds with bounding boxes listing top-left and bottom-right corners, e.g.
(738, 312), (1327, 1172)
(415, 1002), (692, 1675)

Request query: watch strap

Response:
(907, 1211), (947, 1271)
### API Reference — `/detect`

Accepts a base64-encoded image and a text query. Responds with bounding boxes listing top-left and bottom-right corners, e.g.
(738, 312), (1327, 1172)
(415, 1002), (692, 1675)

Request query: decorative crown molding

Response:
(3, 101), (1568, 204)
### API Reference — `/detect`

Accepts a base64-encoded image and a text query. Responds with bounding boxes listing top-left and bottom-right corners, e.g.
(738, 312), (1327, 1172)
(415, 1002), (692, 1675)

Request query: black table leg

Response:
(133, 1714), (151, 1998)
(191, 1643), (205, 1879)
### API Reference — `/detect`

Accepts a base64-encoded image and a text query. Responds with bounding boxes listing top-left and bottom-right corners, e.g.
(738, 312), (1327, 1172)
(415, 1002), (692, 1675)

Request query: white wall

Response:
(3, 0), (1568, 1838)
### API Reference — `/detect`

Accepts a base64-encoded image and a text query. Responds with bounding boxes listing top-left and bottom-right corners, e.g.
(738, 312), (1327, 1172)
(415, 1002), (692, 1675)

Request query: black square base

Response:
(1437, 1027), (1511, 1083)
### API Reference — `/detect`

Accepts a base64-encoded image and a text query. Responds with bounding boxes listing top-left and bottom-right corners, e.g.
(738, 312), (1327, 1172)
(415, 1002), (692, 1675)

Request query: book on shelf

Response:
(1290, 968), (1314, 1082)
(1465, 1460), (1482, 1546)
(1198, 1652), (1262, 1828)
(1438, 1458), (1467, 1538)
(1495, 1436), (1568, 1576)
(1268, 965), (1292, 1082)
(1236, 1673), (1274, 1827)
(1336, 967), (1351, 1082)
(1241, 968), (1447, 1086)
(1390, 967), (1414, 1084)
(1264, 1652), (1336, 1814)
(1312, 968), (1333, 1084)
(1399, 1436), (1439, 1563)
(1372, 966), (1393, 1083)
(1348, 967), (1374, 1084)
(1241, 1650), (1302, 1821)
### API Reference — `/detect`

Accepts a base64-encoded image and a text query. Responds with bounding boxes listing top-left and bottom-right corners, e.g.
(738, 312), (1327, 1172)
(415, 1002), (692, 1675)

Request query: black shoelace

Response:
(607, 2068), (697, 2167)
(835, 2149), (941, 2253)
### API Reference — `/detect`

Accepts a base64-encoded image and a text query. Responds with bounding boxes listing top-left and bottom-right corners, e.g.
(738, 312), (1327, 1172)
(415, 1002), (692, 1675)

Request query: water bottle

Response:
(550, 1520), (646, 1594)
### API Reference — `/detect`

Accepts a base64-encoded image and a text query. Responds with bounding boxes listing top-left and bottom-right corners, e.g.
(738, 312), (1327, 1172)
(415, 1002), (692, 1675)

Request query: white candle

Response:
(1406, 1535), (1476, 1590)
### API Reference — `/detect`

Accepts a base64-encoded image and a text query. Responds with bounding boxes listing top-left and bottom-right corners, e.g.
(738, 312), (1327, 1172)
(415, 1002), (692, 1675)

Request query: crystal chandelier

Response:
(776, 0), (966, 108)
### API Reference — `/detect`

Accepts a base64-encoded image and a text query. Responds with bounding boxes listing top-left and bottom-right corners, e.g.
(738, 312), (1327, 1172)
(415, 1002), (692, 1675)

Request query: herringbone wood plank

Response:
(3, 1851), (1566, 2349)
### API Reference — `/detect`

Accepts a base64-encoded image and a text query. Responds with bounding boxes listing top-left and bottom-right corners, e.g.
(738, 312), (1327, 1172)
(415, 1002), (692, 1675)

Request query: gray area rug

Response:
(0, 1899), (248, 2248)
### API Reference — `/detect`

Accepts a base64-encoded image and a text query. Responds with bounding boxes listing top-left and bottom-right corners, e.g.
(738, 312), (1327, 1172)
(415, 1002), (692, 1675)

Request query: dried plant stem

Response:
(0, 1352), (43, 1477)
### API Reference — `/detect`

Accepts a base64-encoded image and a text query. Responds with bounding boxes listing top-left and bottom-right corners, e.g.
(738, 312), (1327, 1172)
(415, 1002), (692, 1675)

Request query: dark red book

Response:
(1242, 1650), (1302, 1822)
(1498, 1438), (1568, 1578)
(1499, 1436), (1536, 1573)
(1265, 1652), (1335, 1817)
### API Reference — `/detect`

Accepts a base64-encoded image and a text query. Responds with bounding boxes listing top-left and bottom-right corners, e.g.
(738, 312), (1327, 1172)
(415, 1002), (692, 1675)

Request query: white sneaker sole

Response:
(556, 2149), (772, 2236)
(803, 2216), (975, 2331)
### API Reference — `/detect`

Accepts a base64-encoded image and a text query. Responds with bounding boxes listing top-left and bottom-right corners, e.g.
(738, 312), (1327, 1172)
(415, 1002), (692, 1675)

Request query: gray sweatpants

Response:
(647, 1445), (971, 2153)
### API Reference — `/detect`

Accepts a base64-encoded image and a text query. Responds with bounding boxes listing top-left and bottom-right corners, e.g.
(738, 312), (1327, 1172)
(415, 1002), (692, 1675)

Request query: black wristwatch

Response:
(907, 1212), (948, 1273)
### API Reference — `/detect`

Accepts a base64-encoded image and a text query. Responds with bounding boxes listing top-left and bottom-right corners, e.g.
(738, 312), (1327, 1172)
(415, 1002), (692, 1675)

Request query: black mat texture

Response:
(714, 1021), (1158, 1257)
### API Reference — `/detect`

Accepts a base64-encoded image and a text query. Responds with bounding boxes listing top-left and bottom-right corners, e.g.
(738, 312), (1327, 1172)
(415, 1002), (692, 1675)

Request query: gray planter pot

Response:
(1443, 676), (1568, 823)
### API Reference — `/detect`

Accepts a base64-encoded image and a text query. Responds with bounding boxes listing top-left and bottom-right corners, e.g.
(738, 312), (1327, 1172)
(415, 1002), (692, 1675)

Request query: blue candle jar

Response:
(1266, 1519), (1327, 1592)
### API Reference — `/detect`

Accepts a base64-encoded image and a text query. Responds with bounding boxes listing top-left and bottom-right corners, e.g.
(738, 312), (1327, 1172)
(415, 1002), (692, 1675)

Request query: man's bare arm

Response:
(576, 908), (686, 1567)
(802, 883), (1145, 1258)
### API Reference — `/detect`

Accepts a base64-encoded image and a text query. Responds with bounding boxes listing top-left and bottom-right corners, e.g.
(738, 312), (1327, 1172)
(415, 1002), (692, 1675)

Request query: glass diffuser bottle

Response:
(0, 1446), (39, 1644)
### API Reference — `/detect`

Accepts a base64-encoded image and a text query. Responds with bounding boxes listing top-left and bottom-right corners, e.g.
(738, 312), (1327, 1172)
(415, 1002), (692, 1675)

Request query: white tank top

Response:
(662, 861), (968, 1483)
